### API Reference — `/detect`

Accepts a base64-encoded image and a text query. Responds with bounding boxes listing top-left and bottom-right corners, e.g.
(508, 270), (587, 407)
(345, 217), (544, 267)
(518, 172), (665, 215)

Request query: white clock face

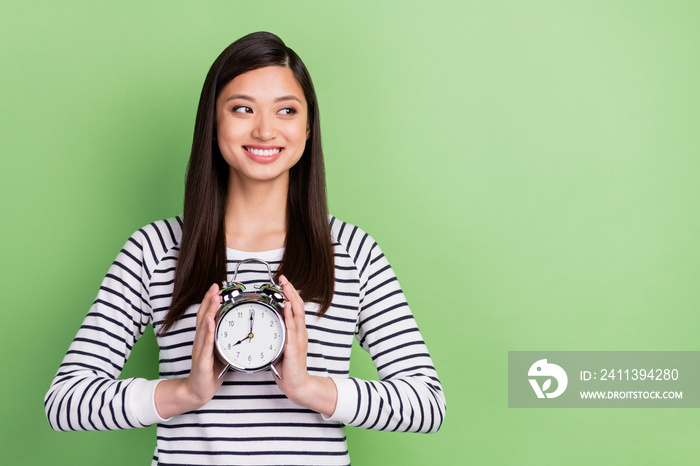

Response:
(216, 301), (285, 371)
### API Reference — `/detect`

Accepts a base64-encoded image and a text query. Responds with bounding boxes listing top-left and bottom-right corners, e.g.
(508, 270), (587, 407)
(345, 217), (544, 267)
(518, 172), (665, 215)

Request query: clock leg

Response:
(217, 363), (231, 379)
(271, 364), (282, 380)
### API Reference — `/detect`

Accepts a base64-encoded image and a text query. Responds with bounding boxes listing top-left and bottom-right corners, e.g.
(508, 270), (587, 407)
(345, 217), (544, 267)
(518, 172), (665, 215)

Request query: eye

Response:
(233, 106), (253, 114)
(278, 107), (297, 115)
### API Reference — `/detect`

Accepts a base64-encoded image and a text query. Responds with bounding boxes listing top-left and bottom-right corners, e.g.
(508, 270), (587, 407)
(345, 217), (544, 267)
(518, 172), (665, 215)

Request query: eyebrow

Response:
(225, 94), (303, 104)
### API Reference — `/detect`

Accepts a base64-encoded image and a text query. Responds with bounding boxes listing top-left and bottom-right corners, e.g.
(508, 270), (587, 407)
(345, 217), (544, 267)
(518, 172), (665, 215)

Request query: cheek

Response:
(215, 128), (246, 166)
(217, 123), (247, 146)
(290, 121), (310, 143)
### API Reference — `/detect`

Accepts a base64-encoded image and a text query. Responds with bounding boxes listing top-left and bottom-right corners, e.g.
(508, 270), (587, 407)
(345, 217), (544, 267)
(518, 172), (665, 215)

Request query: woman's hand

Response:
(155, 283), (226, 418)
(273, 276), (338, 417)
(186, 283), (227, 403)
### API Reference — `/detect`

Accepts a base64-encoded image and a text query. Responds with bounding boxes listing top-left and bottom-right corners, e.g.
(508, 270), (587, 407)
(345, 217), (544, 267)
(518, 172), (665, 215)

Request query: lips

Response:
(243, 145), (284, 164)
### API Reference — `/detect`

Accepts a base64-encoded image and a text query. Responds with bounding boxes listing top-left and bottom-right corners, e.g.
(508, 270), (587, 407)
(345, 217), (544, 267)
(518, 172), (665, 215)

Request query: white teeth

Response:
(247, 147), (280, 156)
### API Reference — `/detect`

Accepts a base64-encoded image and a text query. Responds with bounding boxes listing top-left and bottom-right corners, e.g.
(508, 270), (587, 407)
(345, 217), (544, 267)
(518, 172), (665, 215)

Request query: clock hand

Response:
(248, 310), (255, 342)
(230, 335), (250, 347)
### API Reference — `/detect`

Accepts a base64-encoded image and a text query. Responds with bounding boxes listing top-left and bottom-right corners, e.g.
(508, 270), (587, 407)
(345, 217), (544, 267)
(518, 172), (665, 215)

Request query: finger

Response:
(291, 300), (307, 340)
(206, 286), (221, 319)
(279, 275), (301, 301)
(196, 284), (219, 328)
(279, 277), (304, 318)
(202, 291), (221, 354)
(284, 303), (308, 357)
(285, 287), (306, 336)
(284, 300), (296, 336)
(193, 285), (220, 357)
(202, 314), (216, 360)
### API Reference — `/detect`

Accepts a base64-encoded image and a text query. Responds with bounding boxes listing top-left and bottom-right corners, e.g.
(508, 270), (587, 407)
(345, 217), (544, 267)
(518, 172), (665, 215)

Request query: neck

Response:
(224, 171), (289, 252)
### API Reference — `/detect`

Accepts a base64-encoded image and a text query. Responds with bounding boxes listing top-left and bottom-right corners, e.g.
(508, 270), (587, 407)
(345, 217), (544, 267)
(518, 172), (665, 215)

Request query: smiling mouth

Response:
(244, 146), (283, 156)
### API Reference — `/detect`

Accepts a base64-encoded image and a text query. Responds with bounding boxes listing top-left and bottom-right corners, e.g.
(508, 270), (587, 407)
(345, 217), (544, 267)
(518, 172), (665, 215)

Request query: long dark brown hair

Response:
(161, 32), (334, 333)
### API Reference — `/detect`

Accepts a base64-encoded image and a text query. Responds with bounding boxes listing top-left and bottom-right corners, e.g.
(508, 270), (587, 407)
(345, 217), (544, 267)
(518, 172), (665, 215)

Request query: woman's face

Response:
(215, 66), (309, 185)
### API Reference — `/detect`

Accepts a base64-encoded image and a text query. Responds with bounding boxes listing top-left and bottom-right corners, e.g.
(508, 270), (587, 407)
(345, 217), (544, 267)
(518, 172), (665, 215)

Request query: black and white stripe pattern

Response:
(45, 216), (446, 465)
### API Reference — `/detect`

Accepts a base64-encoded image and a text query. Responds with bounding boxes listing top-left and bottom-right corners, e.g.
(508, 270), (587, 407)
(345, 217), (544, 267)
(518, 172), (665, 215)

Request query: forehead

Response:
(218, 66), (306, 105)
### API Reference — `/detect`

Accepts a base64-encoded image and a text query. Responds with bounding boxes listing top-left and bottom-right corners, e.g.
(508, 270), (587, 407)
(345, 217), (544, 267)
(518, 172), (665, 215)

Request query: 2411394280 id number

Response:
(587, 368), (679, 381)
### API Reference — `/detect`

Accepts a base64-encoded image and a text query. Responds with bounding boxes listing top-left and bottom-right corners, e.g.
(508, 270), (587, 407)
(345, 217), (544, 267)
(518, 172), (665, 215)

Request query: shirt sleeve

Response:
(44, 228), (169, 431)
(326, 226), (446, 433)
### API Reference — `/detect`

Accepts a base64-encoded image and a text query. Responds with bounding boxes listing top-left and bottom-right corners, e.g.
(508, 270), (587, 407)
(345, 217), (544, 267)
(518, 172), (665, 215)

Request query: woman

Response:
(45, 32), (446, 465)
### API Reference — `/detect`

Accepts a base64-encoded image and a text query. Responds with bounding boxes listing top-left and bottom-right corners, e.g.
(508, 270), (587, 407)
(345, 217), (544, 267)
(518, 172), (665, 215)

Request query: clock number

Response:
(228, 320), (235, 327)
(248, 355), (252, 362)
(269, 345), (273, 351)
(270, 321), (274, 327)
(273, 332), (277, 339)
(260, 352), (264, 359)
(227, 343), (231, 350)
(224, 331), (228, 338)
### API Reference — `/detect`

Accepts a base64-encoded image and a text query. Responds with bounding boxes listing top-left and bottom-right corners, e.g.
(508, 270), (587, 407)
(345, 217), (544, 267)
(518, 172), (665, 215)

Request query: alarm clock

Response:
(214, 258), (286, 380)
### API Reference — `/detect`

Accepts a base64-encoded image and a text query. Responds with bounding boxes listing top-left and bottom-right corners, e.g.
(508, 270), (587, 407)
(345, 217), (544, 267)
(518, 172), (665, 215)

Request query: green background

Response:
(2, 0), (699, 464)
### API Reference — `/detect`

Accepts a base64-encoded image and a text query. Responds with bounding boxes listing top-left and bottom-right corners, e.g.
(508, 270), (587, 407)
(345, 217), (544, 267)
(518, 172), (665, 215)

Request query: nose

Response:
(252, 113), (276, 141)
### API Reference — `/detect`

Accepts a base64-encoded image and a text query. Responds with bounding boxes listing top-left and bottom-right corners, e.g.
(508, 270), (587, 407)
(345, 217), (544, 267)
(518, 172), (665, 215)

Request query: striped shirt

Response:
(45, 216), (446, 465)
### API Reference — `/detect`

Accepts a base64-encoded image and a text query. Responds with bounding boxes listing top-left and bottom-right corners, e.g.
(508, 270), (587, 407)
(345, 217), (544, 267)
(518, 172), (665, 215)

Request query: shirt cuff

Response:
(322, 377), (358, 424)
(127, 378), (172, 427)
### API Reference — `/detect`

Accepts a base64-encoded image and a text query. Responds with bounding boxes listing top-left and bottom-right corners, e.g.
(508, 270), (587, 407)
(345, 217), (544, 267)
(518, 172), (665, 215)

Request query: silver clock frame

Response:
(214, 259), (286, 379)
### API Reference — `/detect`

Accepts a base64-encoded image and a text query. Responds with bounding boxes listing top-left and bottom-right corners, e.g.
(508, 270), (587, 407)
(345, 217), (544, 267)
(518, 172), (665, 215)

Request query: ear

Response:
(306, 125), (311, 140)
